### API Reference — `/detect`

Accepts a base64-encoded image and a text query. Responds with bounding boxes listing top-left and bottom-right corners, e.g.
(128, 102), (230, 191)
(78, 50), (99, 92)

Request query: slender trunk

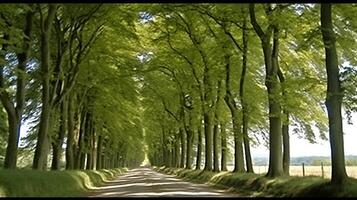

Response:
(168, 149), (172, 167)
(232, 111), (245, 173)
(220, 122), (227, 171)
(172, 135), (176, 167)
(96, 135), (102, 170)
(278, 59), (289, 175)
(91, 128), (96, 170)
(3, 8), (33, 169)
(85, 115), (92, 170)
(213, 122), (220, 172)
(175, 132), (180, 167)
(240, 12), (253, 173)
(196, 125), (203, 170)
(223, 40), (244, 173)
(203, 112), (213, 171)
(101, 153), (105, 169)
(79, 152), (86, 170)
(75, 110), (87, 169)
(65, 95), (74, 169)
(180, 128), (186, 168)
(282, 113), (290, 175)
(243, 114), (253, 173)
(321, 4), (348, 185)
(86, 150), (92, 170)
(171, 144), (175, 167)
(4, 116), (20, 169)
(213, 81), (222, 172)
(51, 100), (68, 170)
(185, 128), (194, 169)
(33, 4), (57, 170)
(116, 152), (120, 168)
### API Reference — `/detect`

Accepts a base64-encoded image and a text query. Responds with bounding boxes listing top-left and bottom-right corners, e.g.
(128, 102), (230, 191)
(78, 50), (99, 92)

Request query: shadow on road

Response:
(88, 167), (244, 197)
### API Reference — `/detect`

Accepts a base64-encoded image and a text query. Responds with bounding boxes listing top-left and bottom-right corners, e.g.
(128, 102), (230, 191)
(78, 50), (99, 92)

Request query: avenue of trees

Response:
(0, 3), (356, 187)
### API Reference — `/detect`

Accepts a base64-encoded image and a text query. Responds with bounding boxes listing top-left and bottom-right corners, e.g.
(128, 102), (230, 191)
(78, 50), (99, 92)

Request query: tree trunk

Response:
(85, 114), (92, 170)
(91, 128), (96, 170)
(250, 4), (283, 177)
(175, 132), (180, 167)
(4, 116), (20, 169)
(96, 135), (102, 170)
(265, 53), (283, 177)
(86, 151), (92, 170)
(282, 113), (290, 175)
(66, 95), (75, 169)
(79, 153), (86, 170)
(243, 114), (254, 173)
(180, 128), (186, 168)
(3, 8), (34, 169)
(223, 40), (245, 173)
(320, 3), (348, 185)
(185, 128), (194, 169)
(232, 111), (245, 173)
(196, 125), (203, 170)
(203, 112), (213, 171)
(33, 4), (57, 170)
(220, 122), (227, 171)
(213, 122), (220, 172)
(51, 99), (68, 170)
(240, 12), (254, 173)
(213, 81), (222, 172)
(75, 109), (87, 169)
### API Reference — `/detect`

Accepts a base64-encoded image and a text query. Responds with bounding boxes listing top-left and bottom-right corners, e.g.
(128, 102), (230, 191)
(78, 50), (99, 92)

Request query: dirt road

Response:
(88, 167), (244, 197)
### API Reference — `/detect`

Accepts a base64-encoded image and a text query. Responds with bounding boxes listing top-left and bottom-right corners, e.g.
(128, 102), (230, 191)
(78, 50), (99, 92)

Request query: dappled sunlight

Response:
(89, 168), (242, 197)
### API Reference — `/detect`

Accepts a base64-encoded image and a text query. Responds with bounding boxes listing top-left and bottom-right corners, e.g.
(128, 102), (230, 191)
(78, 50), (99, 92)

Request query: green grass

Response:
(153, 166), (357, 197)
(0, 168), (127, 197)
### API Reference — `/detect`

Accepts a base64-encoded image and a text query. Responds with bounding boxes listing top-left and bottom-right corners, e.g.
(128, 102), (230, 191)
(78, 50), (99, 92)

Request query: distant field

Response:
(227, 165), (357, 179)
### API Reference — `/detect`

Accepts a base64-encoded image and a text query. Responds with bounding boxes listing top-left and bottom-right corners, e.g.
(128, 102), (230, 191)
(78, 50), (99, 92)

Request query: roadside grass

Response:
(0, 168), (127, 197)
(153, 166), (357, 197)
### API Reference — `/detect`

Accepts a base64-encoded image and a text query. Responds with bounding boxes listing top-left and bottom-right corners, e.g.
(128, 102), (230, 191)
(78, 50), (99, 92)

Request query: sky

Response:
(251, 111), (357, 158)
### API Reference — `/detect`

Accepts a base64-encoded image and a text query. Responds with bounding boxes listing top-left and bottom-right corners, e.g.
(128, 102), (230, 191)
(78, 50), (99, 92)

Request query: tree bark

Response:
(231, 111), (245, 173)
(224, 46), (245, 173)
(65, 95), (75, 169)
(240, 11), (254, 173)
(33, 4), (58, 170)
(75, 109), (87, 169)
(196, 124), (203, 170)
(185, 128), (194, 169)
(174, 132), (180, 167)
(320, 3), (348, 185)
(220, 122), (228, 171)
(179, 128), (186, 168)
(282, 112), (290, 175)
(213, 81), (223, 172)
(213, 122), (220, 172)
(51, 99), (68, 170)
(203, 112), (213, 171)
(85, 119), (93, 170)
(96, 135), (103, 170)
(250, 4), (283, 177)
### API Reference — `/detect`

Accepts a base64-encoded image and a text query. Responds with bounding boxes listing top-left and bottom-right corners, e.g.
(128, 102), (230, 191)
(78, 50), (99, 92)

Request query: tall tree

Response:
(320, 3), (348, 185)
(33, 4), (58, 170)
(0, 5), (34, 169)
(249, 4), (284, 177)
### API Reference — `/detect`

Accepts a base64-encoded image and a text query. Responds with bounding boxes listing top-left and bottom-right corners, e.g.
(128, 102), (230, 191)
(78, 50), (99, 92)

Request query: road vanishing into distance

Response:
(88, 167), (245, 197)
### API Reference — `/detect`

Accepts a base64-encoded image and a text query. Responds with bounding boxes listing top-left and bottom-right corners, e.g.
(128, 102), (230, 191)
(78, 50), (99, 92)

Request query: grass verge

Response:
(0, 168), (127, 197)
(153, 166), (357, 197)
